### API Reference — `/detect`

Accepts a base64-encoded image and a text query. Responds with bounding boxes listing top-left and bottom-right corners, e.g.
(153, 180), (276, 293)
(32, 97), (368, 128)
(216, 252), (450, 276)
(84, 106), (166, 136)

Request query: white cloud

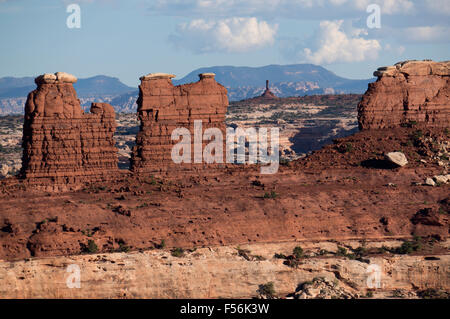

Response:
(151, 0), (417, 17)
(384, 43), (405, 55)
(301, 20), (381, 64)
(399, 26), (450, 43)
(424, 0), (450, 15)
(170, 17), (278, 53)
(157, 0), (449, 61)
(352, 0), (414, 14)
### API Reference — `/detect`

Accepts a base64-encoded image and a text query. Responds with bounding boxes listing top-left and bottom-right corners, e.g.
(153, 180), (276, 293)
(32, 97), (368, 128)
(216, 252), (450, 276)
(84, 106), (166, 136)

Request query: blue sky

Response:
(0, 0), (449, 86)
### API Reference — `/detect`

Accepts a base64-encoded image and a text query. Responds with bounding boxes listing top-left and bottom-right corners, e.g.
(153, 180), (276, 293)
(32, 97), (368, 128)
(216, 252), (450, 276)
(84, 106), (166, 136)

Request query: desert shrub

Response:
(156, 239), (166, 249)
(338, 142), (354, 153)
(353, 246), (367, 256)
(401, 120), (417, 128)
(257, 282), (275, 299)
(146, 175), (157, 185)
(118, 243), (130, 253)
(87, 240), (98, 253)
(253, 255), (266, 261)
(81, 229), (93, 237)
(252, 180), (264, 187)
(283, 257), (301, 268)
(274, 253), (287, 259)
(336, 246), (348, 256)
(171, 247), (184, 257)
(394, 243), (413, 254)
(293, 246), (304, 259)
(392, 289), (404, 298)
(417, 288), (449, 299)
(235, 246), (265, 261)
(393, 237), (422, 255)
(335, 246), (357, 259)
(378, 245), (390, 254)
(236, 247), (251, 260)
(263, 191), (278, 199)
(345, 143), (354, 153)
(410, 130), (424, 147)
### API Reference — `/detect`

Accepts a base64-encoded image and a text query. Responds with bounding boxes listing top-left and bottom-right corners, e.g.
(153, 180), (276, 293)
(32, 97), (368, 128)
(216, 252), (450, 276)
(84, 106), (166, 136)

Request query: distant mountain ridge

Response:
(0, 75), (136, 114)
(175, 64), (363, 87)
(174, 64), (373, 100)
(0, 64), (374, 115)
(0, 75), (134, 99)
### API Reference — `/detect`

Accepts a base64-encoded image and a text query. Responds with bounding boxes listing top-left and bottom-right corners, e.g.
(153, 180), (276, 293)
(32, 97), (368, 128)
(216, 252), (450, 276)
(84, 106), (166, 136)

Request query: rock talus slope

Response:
(358, 60), (450, 129)
(20, 72), (118, 189)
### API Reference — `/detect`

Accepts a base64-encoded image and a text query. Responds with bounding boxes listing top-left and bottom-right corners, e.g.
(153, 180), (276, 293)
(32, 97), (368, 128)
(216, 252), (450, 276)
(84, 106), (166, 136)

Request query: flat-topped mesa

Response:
(358, 60), (450, 130)
(130, 72), (228, 172)
(21, 72), (118, 190)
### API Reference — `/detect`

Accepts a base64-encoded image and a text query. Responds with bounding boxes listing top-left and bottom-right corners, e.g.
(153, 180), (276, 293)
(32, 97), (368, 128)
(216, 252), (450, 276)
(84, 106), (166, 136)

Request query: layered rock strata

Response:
(358, 60), (450, 130)
(130, 73), (228, 172)
(20, 72), (118, 187)
(0, 242), (448, 298)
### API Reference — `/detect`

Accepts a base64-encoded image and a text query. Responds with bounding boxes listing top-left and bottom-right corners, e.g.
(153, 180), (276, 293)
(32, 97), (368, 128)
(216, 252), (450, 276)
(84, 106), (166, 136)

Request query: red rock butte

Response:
(358, 60), (450, 130)
(20, 72), (118, 190)
(130, 72), (228, 172)
(16, 60), (449, 190)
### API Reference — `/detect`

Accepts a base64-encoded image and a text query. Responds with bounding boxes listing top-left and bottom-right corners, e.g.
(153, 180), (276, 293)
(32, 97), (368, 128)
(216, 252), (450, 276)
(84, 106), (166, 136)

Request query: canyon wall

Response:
(130, 73), (228, 173)
(358, 60), (450, 130)
(20, 72), (118, 188)
(0, 241), (448, 298)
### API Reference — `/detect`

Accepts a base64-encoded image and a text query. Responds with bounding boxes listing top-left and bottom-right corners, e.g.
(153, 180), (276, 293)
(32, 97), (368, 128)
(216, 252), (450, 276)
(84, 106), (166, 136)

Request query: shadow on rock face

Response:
(360, 159), (398, 169)
(411, 208), (443, 226)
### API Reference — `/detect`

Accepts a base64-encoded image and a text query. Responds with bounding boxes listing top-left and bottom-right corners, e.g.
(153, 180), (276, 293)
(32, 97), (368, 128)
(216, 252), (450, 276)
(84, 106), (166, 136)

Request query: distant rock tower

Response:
(261, 80), (278, 99)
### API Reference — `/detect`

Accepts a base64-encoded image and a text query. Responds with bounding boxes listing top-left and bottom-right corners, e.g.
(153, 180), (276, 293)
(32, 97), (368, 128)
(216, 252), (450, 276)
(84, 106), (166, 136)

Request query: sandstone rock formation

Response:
(261, 80), (278, 99)
(358, 60), (450, 130)
(0, 242), (448, 298)
(131, 73), (228, 172)
(20, 73), (118, 188)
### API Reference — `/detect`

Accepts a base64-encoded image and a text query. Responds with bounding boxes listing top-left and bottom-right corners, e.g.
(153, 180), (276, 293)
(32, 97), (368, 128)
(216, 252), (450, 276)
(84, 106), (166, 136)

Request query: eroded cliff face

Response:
(20, 72), (118, 190)
(130, 73), (228, 173)
(358, 60), (450, 130)
(0, 241), (448, 299)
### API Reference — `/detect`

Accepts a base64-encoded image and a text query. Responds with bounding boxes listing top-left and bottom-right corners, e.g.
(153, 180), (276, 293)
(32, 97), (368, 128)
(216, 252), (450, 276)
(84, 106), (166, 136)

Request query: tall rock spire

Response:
(261, 79), (277, 99)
